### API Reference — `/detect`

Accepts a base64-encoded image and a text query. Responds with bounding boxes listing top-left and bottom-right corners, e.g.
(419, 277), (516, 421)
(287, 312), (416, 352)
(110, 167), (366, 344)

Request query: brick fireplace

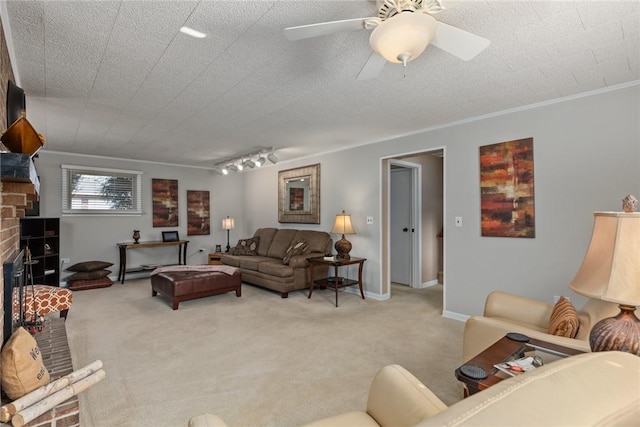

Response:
(0, 155), (39, 346)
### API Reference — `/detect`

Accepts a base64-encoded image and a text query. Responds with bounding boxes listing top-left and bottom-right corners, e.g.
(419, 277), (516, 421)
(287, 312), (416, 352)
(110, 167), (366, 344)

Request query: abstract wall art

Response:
(187, 190), (210, 235)
(152, 178), (179, 227)
(479, 138), (535, 238)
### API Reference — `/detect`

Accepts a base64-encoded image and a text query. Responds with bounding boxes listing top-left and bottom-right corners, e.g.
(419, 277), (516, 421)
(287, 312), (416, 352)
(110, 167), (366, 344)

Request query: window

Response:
(61, 165), (142, 215)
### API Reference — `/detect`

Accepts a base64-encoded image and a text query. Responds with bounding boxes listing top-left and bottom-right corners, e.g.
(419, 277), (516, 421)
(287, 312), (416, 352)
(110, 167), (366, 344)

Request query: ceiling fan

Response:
(284, 0), (490, 80)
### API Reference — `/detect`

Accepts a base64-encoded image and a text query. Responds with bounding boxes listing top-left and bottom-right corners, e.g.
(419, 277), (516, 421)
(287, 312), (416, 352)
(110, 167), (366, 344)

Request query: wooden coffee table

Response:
(455, 334), (584, 396)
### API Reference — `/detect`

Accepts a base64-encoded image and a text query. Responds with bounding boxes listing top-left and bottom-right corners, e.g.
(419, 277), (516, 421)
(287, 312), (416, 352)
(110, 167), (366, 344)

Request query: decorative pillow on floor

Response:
(1, 327), (50, 399)
(66, 261), (113, 272)
(548, 296), (579, 338)
(283, 239), (309, 264)
(66, 269), (111, 281)
(231, 237), (260, 256)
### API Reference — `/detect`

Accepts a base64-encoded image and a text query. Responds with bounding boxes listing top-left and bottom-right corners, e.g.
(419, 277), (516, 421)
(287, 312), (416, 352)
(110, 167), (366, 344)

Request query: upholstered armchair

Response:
(462, 290), (619, 362)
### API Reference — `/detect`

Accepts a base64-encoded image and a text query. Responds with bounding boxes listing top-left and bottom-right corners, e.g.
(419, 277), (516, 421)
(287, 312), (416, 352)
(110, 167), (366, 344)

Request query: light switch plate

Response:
(455, 216), (462, 227)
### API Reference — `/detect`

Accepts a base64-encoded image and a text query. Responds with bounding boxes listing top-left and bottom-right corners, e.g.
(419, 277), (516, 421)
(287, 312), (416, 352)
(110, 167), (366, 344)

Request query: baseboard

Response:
(442, 310), (468, 322)
(417, 279), (439, 289)
(342, 286), (389, 301)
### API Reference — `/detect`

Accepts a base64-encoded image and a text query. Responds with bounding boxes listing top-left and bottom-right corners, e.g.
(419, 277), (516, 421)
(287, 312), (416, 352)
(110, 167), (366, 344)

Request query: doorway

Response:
(382, 149), (444, 298)
(389, 162), (421, 287)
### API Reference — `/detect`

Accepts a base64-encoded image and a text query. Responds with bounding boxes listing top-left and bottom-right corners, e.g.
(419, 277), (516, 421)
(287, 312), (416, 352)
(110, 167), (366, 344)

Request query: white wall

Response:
(34, 84), (639, 317)
(34, 153), (245, 280)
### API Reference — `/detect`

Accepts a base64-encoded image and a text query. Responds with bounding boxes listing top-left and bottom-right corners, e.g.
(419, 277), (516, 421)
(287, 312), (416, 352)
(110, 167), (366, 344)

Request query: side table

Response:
(455, 334), (583, 397)
(308, 256), (366, 307)
(208, 253), (223, 265)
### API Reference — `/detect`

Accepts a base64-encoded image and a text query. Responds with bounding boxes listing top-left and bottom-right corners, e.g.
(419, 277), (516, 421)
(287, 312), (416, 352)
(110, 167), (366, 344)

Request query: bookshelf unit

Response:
(20, 217), (60, 287)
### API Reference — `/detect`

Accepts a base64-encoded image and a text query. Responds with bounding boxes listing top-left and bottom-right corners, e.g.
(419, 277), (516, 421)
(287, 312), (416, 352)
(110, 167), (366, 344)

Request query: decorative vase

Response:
(622, 194), (638, 213)
(133, 230), (140, 244)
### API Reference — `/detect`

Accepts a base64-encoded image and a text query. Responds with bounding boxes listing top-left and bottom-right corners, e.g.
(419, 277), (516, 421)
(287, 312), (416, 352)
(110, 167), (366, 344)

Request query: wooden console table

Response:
(117, 240), (189, 283)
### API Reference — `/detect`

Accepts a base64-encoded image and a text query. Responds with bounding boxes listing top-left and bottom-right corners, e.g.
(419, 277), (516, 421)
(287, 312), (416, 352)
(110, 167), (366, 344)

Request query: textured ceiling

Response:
(3, 0), (639, 168)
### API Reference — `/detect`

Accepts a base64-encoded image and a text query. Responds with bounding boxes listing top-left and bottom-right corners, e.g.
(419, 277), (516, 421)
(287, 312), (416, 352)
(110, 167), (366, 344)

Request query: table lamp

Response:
(222, 216), (235, 252)
(569, 195), (640, 355)
(331, 210), (356, 259)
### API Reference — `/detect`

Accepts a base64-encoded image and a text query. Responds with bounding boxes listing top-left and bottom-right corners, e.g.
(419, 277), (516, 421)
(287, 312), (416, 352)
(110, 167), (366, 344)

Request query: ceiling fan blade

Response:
(284, 18), (370, 41)
(357, 52), (386, 81)
(431, 22), (490, 61)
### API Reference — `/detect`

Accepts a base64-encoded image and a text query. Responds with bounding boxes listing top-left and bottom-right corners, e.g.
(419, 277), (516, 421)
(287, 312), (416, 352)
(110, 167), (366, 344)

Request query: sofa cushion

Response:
(258, 260), (294, 278)
(548, 296), (579, 338)
(267, 229), (298, 259)
(253, 228), (279, 257)
(66, 269), (111, 281)
(293, 230), (331, 254)
(66, 260), (113, 272)
(219, 254), (241, 267)
(231, 236), (260, 255)
(238, 256), (273, 271)
(283, 239), (309, 264)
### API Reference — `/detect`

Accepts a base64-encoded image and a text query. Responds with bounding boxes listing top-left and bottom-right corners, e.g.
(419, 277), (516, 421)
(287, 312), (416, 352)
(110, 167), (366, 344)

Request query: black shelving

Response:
(20, 217), (60, 287)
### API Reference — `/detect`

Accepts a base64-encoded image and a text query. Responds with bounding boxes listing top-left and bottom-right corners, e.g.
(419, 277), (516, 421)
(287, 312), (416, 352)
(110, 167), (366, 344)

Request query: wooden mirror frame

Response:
(278, 163), (320, 224)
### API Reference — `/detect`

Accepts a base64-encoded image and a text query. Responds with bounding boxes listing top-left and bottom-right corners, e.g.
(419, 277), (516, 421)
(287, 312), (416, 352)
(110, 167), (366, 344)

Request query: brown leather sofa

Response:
(220, 227), (332, 298)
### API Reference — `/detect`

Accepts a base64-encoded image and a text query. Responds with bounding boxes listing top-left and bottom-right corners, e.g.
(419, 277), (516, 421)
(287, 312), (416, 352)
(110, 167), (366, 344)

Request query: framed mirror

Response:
(278, 163), (320, 223)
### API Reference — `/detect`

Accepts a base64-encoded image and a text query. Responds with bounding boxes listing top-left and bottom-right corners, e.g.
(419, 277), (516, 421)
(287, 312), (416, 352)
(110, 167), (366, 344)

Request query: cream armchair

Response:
(463, 290), (620, 361)
(189, 365), (448, 427)
(188, 352), (640, 427)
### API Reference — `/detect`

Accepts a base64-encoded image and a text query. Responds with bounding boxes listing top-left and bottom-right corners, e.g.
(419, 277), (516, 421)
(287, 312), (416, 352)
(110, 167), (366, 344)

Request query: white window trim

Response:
(61, 164), (143, 216)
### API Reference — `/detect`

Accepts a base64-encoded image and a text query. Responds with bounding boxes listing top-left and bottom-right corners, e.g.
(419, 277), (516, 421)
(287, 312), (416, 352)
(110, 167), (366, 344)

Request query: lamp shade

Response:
(221, 217), (235, 230)
(369, 12), (437, 64)
(331, 210), (356, 235)
(569, 212), (640, 306)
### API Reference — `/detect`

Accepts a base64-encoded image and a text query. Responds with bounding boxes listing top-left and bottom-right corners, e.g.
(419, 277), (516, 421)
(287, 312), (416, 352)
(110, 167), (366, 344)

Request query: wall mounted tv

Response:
(6, 80), (25, 127)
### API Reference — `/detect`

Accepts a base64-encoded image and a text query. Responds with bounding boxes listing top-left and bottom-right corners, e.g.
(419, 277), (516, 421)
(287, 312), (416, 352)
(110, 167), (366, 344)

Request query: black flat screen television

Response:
(6, 80), (25, 127)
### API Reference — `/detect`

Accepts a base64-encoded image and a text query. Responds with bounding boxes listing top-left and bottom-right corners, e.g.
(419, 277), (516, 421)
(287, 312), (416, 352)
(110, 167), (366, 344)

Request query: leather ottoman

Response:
(151, 268), (241, 310)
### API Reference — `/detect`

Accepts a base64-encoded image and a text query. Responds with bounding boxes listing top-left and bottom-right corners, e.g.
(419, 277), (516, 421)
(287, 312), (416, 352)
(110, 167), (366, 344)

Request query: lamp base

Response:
(334, 236), (352, 260)
(589, 304), (640, 355)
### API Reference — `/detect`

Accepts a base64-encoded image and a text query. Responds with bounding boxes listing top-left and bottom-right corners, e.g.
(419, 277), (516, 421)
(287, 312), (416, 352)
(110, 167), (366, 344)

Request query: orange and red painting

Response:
(480, 138), (535, 238)
(187, 190), (210, 235)
(152, 178), (179, 227)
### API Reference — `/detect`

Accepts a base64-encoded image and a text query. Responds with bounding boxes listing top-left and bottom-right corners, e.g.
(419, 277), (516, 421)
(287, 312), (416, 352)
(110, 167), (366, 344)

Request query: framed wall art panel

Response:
(479, 138), (535, 238)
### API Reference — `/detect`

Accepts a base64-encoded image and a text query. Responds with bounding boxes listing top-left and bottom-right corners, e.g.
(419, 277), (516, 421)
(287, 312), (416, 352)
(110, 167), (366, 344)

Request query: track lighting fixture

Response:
(213, 147), (277, 175)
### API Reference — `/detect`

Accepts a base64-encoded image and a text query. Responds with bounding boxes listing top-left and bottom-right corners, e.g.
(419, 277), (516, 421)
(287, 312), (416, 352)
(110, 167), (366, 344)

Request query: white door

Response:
(390, 168), (412, 285)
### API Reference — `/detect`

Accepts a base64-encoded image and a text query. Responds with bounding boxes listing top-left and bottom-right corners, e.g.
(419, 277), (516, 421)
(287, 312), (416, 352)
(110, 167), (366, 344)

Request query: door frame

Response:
(380, 147), (446, 300)
(387, 159), (422, 289)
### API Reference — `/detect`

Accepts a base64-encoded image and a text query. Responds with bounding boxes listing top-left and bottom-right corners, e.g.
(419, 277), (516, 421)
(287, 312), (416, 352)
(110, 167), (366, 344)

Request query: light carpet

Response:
(66, 279), (464, 427)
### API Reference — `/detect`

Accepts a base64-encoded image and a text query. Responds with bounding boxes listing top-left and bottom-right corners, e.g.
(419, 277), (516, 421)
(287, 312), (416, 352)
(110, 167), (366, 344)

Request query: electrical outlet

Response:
(366, 216), (374, 224)
(61, 258), (70, 264)
(455, 216), (462, 227)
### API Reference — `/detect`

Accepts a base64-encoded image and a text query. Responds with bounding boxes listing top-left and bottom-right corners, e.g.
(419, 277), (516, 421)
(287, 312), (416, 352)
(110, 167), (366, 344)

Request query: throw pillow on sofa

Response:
(1, 327), (50, 399)
(282, 239), (309, 264)
(66, 260), (113, 272)
(548, 296), (579, 338)
(231, 237), (260, 255)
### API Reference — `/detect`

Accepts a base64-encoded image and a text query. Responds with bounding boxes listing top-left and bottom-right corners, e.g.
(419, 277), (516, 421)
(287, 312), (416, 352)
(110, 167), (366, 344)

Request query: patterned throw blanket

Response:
(151, 265), (238, 276)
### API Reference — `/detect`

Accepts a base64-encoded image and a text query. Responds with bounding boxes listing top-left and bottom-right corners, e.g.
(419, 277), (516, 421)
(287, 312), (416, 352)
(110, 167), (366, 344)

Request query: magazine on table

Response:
(494, 356), (538, 377)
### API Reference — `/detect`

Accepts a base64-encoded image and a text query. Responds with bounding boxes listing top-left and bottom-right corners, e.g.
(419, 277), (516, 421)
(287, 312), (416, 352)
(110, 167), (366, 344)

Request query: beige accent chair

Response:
(463, 290), (620, 362)
(188, 352), (639, 427)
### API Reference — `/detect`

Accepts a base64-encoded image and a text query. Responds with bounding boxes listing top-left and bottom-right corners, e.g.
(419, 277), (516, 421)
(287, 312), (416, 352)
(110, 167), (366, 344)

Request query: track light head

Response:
(242, 159), (255, 169)
(255, 156), (266, 167)
(267, 152), (278, 164)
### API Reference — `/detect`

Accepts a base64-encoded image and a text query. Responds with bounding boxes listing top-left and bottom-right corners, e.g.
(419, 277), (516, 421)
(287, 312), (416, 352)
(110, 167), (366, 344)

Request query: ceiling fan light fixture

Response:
(369, 12), (437, 64)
